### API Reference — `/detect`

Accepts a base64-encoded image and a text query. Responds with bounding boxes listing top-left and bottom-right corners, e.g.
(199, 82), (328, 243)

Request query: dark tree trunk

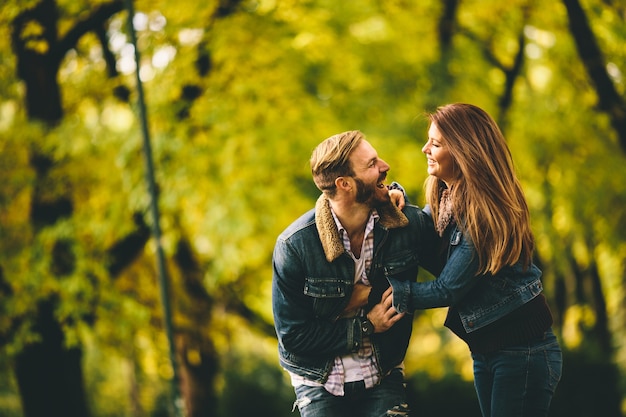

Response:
(174, 238), (220, 417)
(588, 260), (611, 354)
(426, 0), (459, 108)
(14, 149), (86, 417)
(562, 0), (626, 153)
(15, 301), (89, 417)
(10, 0), (63, 123)
(496, 4), (529, 129)
(10, 0), (124, 120)
(438, 0), (459, 50)
(8, 2), (124, 417)
(569, 250), (613, 356)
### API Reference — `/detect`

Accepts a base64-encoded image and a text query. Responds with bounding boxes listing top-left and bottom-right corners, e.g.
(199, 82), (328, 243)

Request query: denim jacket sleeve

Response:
(389, 230), (482, 313)
(272, 237), (361, 357)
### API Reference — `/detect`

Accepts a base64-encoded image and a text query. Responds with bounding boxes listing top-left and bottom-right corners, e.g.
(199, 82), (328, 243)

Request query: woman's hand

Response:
(389, 189), (406, 209)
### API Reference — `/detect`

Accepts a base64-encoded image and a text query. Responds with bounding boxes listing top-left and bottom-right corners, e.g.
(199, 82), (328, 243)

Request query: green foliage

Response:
(1, 0), (626, 415)
(217, 353), (294, 417)
(551, 350), (623, 417)
(407, 372), (482, 417)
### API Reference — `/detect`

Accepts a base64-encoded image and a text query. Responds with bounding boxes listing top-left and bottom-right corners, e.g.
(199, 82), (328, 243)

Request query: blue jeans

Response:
(292, 368), (408, 417)
(472, 329), (562, 417)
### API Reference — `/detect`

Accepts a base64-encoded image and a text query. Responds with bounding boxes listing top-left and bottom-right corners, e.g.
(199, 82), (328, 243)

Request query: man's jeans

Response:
(472, 329), (562, 417)
(293, 368), (408, 417)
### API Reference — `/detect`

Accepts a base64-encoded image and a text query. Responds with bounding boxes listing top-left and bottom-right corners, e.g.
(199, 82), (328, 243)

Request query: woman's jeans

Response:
(292, 368), (408, 417)
(472, 329), (562, 417)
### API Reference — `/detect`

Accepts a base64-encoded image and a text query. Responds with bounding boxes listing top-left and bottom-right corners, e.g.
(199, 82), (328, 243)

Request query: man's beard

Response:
(354, 177), (388, 208)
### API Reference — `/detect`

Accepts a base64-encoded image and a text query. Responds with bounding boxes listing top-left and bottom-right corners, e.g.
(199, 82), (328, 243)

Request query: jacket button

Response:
(468, 321), (475, 328)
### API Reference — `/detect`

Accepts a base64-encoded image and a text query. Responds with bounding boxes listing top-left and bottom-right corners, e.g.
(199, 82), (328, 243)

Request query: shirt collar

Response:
(330, 207), (379, 241)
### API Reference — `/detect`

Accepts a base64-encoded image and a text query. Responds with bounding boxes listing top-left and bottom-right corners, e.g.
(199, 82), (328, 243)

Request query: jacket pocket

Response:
(383, 250), (420, 277)
(304, 277), (347, 298)
(304, 277), (349, 319)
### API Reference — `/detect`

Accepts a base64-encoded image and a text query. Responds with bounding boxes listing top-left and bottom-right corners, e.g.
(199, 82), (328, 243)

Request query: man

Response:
(272, 130), (438, 417)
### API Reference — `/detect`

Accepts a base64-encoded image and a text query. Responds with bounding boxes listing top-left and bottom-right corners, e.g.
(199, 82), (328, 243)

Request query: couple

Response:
(272, 103), (563, 417)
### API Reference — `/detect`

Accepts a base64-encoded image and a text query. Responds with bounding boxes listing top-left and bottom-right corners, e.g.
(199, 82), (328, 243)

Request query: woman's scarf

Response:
(436, 188), (454, 236)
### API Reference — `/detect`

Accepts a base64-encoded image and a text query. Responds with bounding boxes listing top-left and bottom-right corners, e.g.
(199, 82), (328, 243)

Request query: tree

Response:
(8, 1), (124, 416)
(1, 1), (625, 416)
(562, 0), (626, 153)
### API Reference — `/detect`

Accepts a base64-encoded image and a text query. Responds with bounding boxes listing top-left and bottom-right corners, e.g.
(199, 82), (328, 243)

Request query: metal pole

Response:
(123, 1), (184, 416)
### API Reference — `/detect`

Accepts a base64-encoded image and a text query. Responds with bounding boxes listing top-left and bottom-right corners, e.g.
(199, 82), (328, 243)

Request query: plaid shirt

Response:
(290, 209), (380, 396)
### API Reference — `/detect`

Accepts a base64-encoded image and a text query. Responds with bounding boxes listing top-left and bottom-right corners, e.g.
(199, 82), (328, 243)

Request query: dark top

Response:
(445, 293), (553, 354)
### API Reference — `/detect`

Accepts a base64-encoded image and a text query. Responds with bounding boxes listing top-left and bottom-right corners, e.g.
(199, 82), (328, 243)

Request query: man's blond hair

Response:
(310, 130), (364, 197)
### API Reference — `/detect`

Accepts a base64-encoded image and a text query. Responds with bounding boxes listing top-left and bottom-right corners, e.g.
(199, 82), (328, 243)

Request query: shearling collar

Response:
(315, 194), (409, 262)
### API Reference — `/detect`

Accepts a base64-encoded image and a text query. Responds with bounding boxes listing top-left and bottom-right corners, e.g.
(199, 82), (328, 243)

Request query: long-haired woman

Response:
(390, 103), (562, 417)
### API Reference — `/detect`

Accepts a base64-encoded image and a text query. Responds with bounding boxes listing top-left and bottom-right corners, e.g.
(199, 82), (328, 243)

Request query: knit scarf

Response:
(436, 188), (455, 237)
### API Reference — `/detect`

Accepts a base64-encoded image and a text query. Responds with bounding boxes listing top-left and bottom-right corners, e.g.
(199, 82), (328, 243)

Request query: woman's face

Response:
(422, 122), (455, 186)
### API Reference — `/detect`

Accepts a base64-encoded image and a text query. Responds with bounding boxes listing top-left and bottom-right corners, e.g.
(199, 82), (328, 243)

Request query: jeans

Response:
(292, 368), (408, 417)
(472, 328), (562, 417)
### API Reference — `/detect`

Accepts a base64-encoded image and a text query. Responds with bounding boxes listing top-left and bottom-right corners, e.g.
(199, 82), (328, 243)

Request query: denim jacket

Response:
(272, 195), (438, 383)
(390, 223), (543, 333)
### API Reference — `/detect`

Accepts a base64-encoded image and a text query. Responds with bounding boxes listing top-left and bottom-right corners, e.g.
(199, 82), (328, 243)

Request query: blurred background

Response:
(1, 0), (625, 416)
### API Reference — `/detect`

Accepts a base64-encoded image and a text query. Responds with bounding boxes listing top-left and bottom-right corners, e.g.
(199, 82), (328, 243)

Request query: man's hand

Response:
(342, 282), (371, 317)
(367, 287), (404, 333)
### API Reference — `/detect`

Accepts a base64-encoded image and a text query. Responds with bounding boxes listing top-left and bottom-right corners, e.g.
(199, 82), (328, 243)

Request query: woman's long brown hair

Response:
(424, 103), (534, 275)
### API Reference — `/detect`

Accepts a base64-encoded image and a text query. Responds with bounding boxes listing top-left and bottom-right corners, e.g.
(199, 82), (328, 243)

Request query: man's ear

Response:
(335, 176), (352, 191)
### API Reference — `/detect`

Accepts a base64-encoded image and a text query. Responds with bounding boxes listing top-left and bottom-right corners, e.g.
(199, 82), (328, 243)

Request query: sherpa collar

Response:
(314, 194), (409, 262)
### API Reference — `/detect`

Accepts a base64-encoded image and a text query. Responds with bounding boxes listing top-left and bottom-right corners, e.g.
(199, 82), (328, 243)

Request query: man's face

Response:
(348, 140), (391, 207)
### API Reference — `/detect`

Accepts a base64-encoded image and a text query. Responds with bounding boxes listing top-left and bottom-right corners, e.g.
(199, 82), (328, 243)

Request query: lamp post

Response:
(124, 1), (184, 415)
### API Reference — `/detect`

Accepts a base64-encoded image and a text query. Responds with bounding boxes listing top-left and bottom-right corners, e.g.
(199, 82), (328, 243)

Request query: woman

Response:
(390, 103), (562, 417)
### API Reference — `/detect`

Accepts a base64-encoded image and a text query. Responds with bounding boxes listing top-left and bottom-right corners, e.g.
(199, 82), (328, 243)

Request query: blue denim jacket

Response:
(390, 223), (543, 333)
(272, 195), (438, 383)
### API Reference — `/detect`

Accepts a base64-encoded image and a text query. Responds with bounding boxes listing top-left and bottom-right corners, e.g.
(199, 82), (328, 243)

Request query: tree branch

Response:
(220, 286), (277, 339)
(106, 212), (151, 277)
(95, 23), (119, 78)
(562, 0), (626, 153)
(52, 0), (124, 65)
(438, 0), (459, 51)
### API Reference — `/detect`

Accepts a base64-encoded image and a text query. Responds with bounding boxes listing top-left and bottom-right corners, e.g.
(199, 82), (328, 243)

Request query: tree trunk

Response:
(9, 2), (124, 416)
(10, 0), (63, 123)
(562, 0), (626, 153)
(14, 301), (89, 417)
(174, 238), (220, 417)
(426, 0), (459, 108)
